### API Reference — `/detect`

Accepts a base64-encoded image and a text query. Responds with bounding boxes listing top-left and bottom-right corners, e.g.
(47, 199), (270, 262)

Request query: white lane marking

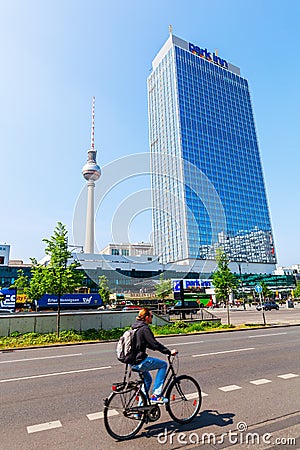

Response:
(248, 333), (287, 338)
(218, 385), (242, 392)
(171, 341), (204, 346)
(87, 410), (119, 420)
(192, 347), (254, 357)
(278, 373), (299, 379)
(250, 379), (272, 385)
(0, 353), (82, 364)
(184, 392), (203, 400)
(0, 366), (111, 383)
(27, 421), (62, 434)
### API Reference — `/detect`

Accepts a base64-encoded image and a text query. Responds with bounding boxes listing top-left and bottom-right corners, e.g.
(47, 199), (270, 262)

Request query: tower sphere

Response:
(82, 158), (101, 181)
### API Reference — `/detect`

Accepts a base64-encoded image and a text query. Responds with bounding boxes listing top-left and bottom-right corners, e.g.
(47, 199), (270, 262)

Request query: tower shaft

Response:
(85, 180), (95, 253)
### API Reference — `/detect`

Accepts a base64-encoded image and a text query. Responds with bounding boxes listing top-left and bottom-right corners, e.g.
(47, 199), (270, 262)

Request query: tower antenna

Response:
(91, 96), (95, 150)
(169, 24), (173, 35)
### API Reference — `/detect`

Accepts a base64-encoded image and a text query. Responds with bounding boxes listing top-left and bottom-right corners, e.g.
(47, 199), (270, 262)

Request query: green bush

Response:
(0, 321), (240, 349)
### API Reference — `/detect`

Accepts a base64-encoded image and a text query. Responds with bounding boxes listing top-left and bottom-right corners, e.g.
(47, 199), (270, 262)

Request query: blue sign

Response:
(255, 284), (262, 294)
(189, 42), (228, 69)
(37, 293), (103, 309)
(172, 279), (212, 292)
(0, 288), (16, 311)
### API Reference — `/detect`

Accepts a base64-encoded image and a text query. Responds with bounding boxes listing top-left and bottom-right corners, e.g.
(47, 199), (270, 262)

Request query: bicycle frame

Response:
(127, 354), (180, 410)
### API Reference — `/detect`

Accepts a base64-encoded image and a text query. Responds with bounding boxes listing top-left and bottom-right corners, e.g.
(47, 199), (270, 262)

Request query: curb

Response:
(1, 322), (299, 352)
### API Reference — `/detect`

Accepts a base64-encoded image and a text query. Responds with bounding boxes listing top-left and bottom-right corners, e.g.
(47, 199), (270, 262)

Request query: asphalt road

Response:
(1, 326), (299, 450)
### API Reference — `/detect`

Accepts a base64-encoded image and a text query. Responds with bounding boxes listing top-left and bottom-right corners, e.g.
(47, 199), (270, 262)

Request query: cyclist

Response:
(131, 308), (177, 404)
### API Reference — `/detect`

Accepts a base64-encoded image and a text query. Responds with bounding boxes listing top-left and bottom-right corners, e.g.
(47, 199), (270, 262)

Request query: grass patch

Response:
(0, 321), (267, 350)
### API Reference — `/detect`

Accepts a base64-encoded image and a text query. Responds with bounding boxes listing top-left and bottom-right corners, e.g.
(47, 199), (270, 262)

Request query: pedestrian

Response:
(130, 308), (177, 403)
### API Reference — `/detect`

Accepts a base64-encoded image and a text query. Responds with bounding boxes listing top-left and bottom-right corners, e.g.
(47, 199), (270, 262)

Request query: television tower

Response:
(82, 97), (101, 253)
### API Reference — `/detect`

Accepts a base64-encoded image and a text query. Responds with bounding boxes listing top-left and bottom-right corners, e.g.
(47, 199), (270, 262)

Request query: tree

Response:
(293, 282), (300, 298)
(212, 248), (239, 324)
(42, 222), (83, 296)
(98, 275), (111, 305)
(26, 223), (83, 302)
(25, 259), (48, 302)
(26, 222), (84, 336)
(155, 274), (172, 301)
(10, 269), (29, 290)
(260, 281), (273, 299)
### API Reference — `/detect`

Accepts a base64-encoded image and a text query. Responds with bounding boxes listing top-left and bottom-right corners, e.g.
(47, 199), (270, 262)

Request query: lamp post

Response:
(237, 260), (248, 308)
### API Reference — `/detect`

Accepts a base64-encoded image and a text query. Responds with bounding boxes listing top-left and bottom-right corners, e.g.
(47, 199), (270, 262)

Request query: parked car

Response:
(256, 301), (279, 311)
(168, 300), (200, 315)
(122, 305), (142, 311)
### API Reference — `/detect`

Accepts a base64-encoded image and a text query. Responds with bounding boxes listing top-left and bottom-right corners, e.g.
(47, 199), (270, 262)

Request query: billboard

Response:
(0, 288), (16, 311)
(36, 293), (103, 309)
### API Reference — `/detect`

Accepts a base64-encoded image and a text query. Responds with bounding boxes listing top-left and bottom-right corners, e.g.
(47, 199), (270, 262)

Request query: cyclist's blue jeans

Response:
(131, 356), (167, 396)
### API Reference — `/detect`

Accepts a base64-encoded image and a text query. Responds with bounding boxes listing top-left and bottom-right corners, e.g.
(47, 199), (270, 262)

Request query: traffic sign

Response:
(255, 284), (262, 294)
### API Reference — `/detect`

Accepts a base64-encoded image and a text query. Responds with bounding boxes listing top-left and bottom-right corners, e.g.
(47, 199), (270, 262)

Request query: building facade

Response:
(148, 34), (276, 273)
(100, 242), (154, 257)
(0, 244), (10, 266)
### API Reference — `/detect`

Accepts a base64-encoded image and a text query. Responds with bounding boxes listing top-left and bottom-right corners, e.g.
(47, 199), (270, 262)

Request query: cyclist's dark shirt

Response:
(131, 320), (171, 364)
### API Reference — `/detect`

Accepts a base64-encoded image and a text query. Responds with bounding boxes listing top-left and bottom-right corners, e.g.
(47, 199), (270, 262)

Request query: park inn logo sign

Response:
(172, 279), (212, 292)
(189, 42), (228, 69)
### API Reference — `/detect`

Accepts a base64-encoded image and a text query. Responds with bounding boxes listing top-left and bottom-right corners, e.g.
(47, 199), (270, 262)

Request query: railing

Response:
(167, 308), (220, 322)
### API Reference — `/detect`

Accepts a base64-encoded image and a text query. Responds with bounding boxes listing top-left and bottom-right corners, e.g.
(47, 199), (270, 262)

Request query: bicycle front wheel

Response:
(103, 388), (147, 440)
(166, 375), (201, 423)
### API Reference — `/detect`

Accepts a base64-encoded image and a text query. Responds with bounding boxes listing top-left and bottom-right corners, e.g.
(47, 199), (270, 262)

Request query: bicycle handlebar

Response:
(168, 351), (178, 363)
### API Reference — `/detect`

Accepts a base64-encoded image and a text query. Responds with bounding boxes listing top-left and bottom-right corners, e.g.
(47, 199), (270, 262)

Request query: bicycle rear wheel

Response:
(166, 375), (201, 423)
(103, 387), (147, 440)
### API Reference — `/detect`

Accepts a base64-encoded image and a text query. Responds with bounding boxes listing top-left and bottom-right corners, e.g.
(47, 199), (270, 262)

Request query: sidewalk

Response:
(211, 305), (300, 326)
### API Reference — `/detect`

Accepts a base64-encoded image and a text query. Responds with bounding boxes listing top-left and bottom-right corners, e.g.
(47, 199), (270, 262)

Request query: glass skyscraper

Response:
(148, 34), (276, 272)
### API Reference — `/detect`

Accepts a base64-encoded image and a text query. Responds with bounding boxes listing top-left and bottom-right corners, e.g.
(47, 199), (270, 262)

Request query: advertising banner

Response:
(0, 288), (16, 312)
(37, 293), (103, 309)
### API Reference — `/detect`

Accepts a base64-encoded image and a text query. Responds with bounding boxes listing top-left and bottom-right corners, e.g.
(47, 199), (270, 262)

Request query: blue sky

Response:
(1, 0), (299, 267)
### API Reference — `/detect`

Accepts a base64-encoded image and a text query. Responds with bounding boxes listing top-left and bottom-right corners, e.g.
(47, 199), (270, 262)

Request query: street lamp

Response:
(236, 260), (248, 308)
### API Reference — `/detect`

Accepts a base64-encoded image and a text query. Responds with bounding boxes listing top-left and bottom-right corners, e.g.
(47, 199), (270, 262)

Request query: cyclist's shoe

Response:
(134, 413), (142, 419)
(150, 395), (169, 404)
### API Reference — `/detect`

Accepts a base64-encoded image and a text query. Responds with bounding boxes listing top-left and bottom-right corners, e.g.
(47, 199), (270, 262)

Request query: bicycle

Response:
(103, 353), (202, 440)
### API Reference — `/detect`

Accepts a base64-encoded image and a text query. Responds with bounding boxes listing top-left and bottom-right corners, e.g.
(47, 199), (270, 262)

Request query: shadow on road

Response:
(143, 409), (235, 438)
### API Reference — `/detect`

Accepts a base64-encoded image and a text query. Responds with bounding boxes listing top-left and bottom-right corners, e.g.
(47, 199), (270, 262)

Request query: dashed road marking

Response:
(0, 353), (82, 364)
(183, 392), (202, 400)
(218, 385), (242, 392)
(87, 410), (119, 420)
(250, 378), (272, 385)
(171, 340), (204, 346)
(192, 347), (254, 357)
(0, 366), (111, 383)
(278, 373), (299, 379)
(27, 421), (62, 434)
(248, 332), (287, 338)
